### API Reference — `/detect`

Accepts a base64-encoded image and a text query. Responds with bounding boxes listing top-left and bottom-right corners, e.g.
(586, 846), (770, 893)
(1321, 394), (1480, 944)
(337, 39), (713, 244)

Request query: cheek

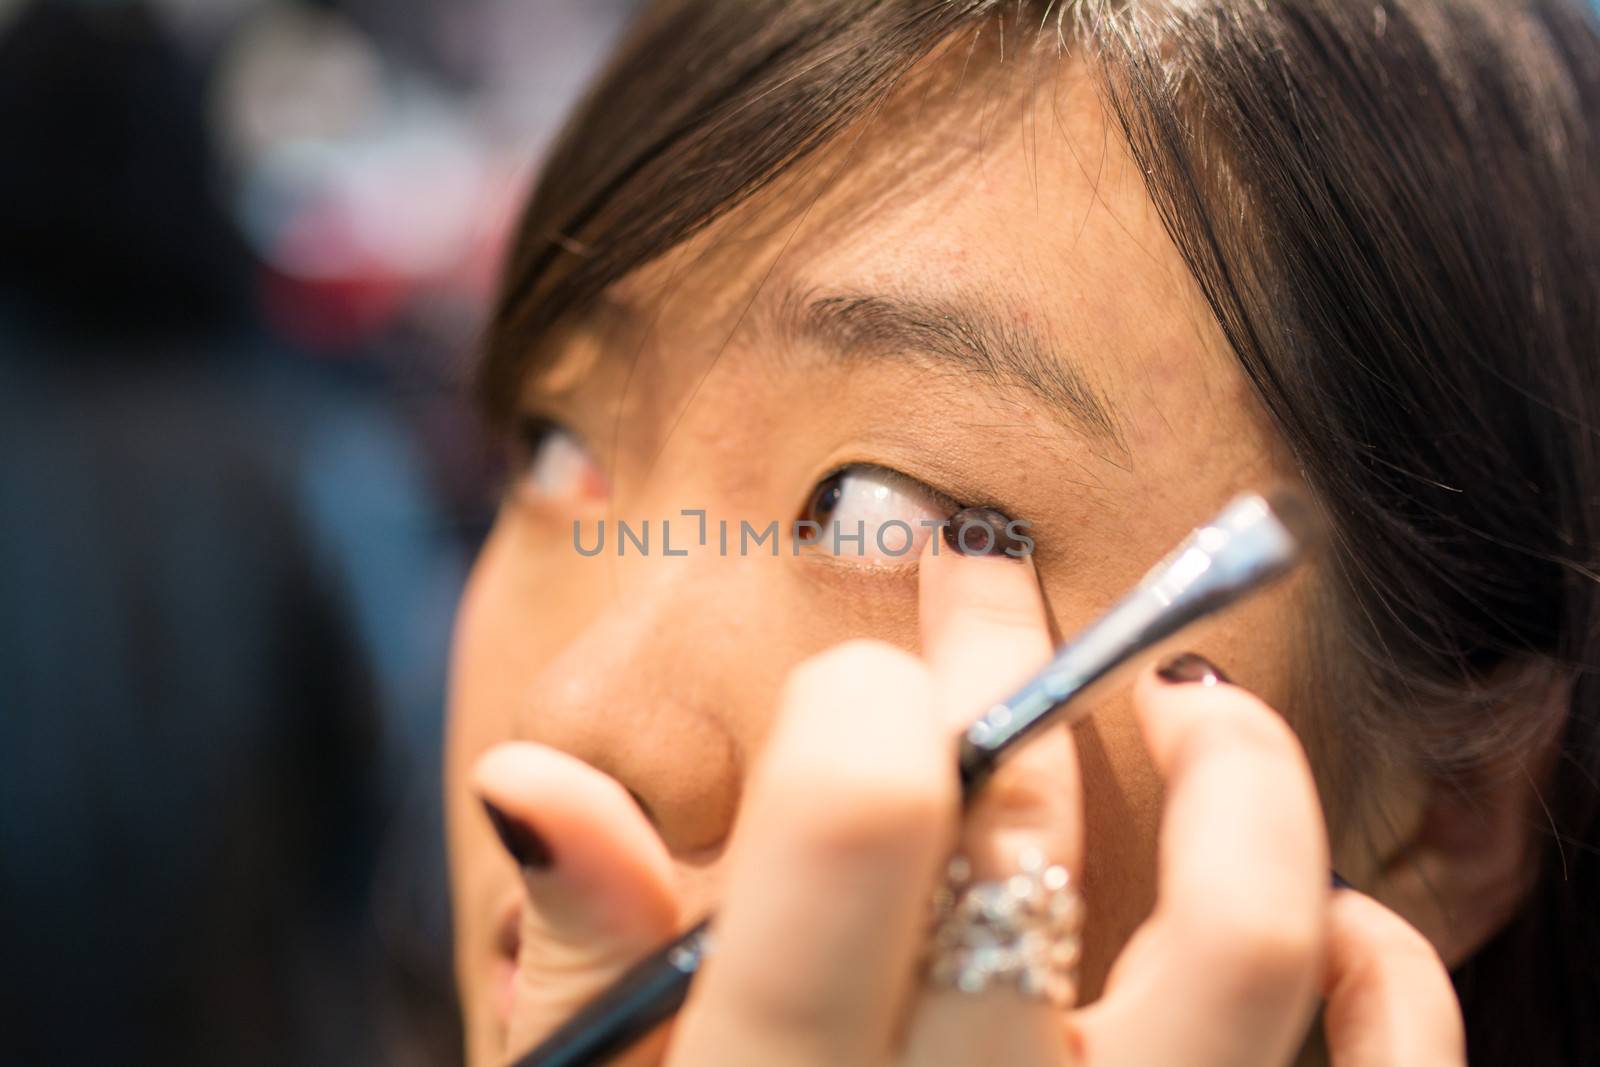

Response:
(445, 519), (603, 855)
(446, 528), (550, 810)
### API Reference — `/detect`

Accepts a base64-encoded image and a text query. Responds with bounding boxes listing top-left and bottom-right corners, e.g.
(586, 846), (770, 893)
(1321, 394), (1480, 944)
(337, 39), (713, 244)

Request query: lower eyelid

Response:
(802, 517), (944, 565)
(798, 545), (927, 579)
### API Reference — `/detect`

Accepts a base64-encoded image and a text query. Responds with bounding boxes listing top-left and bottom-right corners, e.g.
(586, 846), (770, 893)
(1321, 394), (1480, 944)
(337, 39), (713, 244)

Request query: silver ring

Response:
(924, 847), (1084, 1006)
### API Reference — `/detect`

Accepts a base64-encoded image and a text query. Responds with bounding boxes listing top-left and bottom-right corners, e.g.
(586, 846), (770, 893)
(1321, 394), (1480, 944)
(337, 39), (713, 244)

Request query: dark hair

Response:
(483, 1), (1600, 1061)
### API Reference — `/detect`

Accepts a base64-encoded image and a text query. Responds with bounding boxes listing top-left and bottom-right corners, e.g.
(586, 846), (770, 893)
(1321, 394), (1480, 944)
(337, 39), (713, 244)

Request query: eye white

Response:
(809, 466), (949, 560)
(520, 425), (606, 501)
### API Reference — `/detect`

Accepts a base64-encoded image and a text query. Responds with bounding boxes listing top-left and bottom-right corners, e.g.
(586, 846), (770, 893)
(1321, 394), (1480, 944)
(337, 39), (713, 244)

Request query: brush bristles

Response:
(1263, 486), (1326, 557)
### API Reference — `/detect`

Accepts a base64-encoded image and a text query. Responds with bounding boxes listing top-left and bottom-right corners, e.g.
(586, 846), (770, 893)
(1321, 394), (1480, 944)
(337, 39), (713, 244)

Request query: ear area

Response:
(1364, 658), (1574, 970)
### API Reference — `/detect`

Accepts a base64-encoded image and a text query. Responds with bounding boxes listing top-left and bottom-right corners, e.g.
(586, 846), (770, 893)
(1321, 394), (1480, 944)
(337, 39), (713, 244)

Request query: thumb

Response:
(473, 742), (682, 1064)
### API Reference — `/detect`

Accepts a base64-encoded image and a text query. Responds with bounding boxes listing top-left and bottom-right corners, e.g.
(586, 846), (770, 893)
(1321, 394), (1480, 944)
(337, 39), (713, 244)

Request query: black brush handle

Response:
(511, 918), (713, 1067)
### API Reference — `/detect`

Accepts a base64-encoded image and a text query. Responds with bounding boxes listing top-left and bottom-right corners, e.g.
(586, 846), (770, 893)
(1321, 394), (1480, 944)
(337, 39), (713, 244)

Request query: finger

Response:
(901, 521), (1081, 1067)
(918, 527), (1078, 876)
(1074, 655), (1327, 1067)
(667, 640), (959, 1067)
(472, 742), (681, 1064)
(1323, 888), (1465, 1067)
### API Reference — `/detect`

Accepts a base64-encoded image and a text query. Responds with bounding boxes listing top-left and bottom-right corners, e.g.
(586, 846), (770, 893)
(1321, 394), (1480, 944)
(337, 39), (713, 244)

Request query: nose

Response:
(516, 553), (762, 857)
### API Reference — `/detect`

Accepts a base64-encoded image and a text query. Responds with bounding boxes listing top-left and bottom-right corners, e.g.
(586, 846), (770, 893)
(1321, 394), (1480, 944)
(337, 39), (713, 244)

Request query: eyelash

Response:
(512, 415), (559, 461)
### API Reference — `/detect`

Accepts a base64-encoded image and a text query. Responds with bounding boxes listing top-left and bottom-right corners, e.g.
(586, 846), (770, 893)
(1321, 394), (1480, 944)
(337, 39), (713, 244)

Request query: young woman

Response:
(447, 2), (1600, 1064)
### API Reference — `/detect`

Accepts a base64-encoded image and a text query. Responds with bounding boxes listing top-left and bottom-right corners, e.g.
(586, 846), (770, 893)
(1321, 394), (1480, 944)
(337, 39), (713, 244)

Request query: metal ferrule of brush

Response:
(956, 492), (1307, 796)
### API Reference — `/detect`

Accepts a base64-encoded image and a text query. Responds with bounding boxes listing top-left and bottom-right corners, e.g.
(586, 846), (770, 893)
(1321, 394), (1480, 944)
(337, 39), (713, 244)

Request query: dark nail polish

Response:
(481, 798), (553, 870)
(1331, 870), (1354, 890)
(943, 506), (1030, 559)
(1155, 652), (1232, 686)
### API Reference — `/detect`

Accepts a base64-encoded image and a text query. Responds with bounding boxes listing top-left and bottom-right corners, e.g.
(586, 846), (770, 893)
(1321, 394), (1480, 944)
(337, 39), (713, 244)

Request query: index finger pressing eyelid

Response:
(917, 532), (1080, 865)
(909, 516), (1084, 1067)
(918, 530), (1055, 732)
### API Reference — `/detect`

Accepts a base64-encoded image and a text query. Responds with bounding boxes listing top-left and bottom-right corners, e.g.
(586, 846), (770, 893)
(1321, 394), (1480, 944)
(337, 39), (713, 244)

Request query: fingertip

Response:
(918, 534), (1049, 672)
(1131, 653), (1292, 769)
(780, 639), (937, 741)
(1325, 890), (1450, 987)
(469, 740), (552, 802)
(1132, 652), (1329, 921)
(773, 639), (953, 802)
(1153, 651), (1232, 687)
(469, 741), (677, 908)
(1323, 891), (1466, 1063)
(471, 742), (639, 832)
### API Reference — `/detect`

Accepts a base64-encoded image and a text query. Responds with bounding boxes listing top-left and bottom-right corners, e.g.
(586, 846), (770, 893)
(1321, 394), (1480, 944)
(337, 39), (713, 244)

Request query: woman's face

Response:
(447, 54), (1324, 1062)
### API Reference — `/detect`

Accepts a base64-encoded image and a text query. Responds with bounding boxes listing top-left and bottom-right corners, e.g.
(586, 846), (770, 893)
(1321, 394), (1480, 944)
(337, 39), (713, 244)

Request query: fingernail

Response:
(481, 798), (553, 871)
(1155, 652), (1232, 686)
(942, 506), (1031, 559)
(1331, 870), (1354, 890)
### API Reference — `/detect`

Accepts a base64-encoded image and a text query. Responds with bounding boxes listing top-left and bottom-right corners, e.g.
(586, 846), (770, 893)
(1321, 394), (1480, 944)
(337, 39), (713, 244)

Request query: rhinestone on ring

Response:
(925, 847), (1084, 1006)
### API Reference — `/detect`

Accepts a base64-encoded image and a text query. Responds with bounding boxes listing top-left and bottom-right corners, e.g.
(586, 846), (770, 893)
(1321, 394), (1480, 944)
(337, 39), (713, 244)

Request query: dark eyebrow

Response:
(773, 287), (1128, 450)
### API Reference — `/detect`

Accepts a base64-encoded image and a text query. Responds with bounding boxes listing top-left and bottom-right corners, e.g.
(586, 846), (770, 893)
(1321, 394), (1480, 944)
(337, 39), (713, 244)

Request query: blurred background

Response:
(0, 1), (635, 1064)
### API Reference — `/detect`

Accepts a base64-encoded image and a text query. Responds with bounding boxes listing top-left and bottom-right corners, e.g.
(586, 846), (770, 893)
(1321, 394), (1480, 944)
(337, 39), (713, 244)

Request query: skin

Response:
(447, 45), (1470, 1066)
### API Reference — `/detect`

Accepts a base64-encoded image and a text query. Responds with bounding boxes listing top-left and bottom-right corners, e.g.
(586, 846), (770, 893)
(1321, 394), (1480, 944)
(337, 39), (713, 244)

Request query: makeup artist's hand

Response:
(474, 536), (1464, 1067)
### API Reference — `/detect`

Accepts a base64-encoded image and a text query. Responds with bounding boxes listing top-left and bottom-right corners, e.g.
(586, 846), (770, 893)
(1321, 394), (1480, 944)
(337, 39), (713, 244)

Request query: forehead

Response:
(575, 39), (1280, 478)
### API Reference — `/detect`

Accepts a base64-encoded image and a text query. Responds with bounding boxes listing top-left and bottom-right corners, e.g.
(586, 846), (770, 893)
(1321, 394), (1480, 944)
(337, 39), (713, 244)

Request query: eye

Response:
(801, 464), (954, 562)
(512, 417), (609, 504)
